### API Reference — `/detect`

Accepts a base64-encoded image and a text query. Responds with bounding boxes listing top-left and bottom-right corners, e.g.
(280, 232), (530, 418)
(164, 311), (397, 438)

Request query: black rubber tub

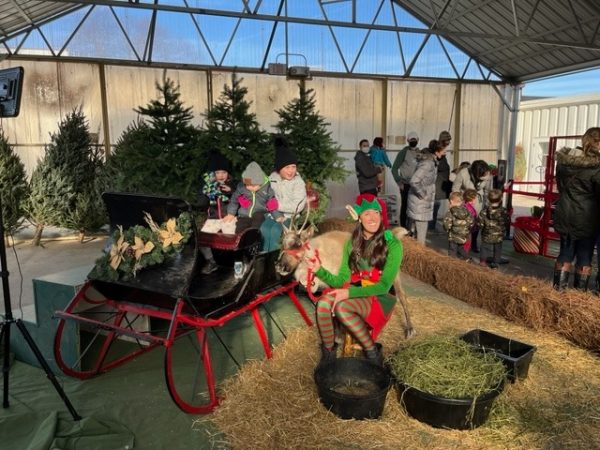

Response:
(397, 380), (505, 430)
(461, 329), (536, 382)
(314, 358), (391, 420)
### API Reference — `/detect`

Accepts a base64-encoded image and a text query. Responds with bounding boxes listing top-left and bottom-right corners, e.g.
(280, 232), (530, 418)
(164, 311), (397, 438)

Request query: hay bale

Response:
(400, 239), (600, 352)
(205, 296), (600, 449)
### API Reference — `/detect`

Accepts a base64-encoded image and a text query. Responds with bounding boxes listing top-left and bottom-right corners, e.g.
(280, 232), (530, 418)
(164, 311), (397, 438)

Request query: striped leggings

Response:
(316, 295), (375, 352)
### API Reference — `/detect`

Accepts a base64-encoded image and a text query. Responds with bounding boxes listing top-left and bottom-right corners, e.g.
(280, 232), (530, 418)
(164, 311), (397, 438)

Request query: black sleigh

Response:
(53, 193), (312, 413)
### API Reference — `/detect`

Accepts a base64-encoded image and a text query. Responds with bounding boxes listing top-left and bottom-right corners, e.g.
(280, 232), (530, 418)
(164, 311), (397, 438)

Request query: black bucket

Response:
(314, 358), (391, 420)
(397, 381), (504, 429)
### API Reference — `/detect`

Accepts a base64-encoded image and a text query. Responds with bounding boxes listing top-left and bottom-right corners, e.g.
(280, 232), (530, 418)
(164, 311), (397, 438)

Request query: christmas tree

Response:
(0, 131), (29, 239)
(202, 73), (271, 177)
(106, 73), (204, 201)
(275, 85), (346, 185)
(25, 108), (105, 245)
(274, 85), (348, 221)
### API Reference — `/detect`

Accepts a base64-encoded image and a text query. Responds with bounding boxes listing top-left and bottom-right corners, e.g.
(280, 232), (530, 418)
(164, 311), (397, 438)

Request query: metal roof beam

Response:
(517, 57), (600, 82)
(40, 0), (600, 52)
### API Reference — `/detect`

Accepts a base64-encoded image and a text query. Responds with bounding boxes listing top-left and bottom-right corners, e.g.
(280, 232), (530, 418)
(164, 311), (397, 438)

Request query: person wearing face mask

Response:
(392, 131), (420, 228)
(355, 139), (381, 195)
(430, 131), (452, 233)
(407, 140), (446, 244)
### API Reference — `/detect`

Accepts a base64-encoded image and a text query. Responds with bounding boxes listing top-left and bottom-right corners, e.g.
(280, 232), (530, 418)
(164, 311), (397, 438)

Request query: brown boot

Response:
(573, 266), (592, 291)
(552, 262), (571, 291)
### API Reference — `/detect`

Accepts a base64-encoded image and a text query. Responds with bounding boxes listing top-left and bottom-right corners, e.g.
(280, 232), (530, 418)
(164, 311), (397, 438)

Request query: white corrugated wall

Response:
(516, 93), (600, 193)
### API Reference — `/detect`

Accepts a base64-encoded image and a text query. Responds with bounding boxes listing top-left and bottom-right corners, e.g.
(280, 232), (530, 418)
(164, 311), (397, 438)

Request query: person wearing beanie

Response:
(392, 131), (420, 227)
(223, 161), (282, 239)
(304, 194), (403, 367)
(262, 136), (308, 252)
(198, 152), (237, 274)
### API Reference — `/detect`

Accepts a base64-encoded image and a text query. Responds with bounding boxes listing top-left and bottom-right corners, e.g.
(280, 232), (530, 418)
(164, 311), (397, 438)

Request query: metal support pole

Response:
(506, 84), (522, 181)
(453, 81), (462, 168)
(98, 63), (112, 158)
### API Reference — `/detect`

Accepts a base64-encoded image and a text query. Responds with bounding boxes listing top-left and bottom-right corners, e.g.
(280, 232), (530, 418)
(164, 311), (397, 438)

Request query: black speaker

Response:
(495, 159), (507, 188)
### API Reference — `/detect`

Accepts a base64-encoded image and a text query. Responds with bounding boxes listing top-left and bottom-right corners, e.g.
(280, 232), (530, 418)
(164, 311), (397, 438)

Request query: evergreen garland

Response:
(0, 131), (29, 236)
(202, 73), (271, 177)
(106, 73), (204, 201)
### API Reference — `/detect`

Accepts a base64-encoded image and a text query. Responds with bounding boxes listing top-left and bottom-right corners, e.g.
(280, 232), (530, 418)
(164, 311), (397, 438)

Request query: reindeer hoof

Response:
(404, 327), (416, 339)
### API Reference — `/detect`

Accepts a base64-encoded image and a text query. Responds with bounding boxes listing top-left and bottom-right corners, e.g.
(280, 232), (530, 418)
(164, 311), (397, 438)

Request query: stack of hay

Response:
(401, 238), (600, 352)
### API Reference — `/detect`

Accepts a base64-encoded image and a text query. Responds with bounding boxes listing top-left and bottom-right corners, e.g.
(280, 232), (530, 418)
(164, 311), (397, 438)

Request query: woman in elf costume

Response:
(305, 194), (403, 366)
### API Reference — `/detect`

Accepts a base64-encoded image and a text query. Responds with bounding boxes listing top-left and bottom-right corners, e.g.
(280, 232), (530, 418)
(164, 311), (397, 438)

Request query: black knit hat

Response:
(273, 136), (298, 172)
(207, 151), (231, 173)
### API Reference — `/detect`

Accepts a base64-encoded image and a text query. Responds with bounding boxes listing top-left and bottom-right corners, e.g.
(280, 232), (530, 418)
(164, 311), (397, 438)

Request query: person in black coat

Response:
(355, 139), (381, 195)
(429, 131), (452, 232)
(553, 127), (600, 291)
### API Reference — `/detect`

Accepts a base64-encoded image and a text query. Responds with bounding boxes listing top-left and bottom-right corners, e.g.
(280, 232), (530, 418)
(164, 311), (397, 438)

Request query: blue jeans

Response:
(557, 235), (595, 267)
(260, 217), (290, 252)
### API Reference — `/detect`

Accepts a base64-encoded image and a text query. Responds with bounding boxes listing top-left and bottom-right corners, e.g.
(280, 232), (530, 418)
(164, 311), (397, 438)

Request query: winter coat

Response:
(227, 181), (283, 220)
(478, 203), (509, 244)
(435, 155), (451, 200)
(407, 152), (438, 222)
(355, 151), (380, 193)
(199, 172), (235, 219)
(369, 146), (392, 168)
(452, 167), (490, 213)
(268, 171), (307, 219)
(465, 202), (478, 232)
(392, 145), (420, 184)
(443, 205), (474, 244)
(554, 146), (600, 240)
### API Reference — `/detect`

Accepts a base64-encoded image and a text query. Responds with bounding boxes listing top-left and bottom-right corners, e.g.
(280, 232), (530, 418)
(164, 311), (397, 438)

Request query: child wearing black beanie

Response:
(261, 136), (307, 252)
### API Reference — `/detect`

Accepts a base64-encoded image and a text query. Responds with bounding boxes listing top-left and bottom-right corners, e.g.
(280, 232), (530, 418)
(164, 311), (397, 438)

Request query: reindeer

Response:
(275, 206), (415, 339)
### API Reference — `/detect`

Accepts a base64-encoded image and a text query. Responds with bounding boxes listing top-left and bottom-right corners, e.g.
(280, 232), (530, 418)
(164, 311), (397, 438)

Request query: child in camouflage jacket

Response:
(478, 189), (510, 269)
(443, 191), (473, 260)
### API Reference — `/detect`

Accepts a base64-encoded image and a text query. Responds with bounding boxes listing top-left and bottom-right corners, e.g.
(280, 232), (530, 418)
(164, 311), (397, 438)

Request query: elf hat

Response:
(207, 151), (232, 173)
(345, 193), (389, 229)
(273, 135), (298, 172)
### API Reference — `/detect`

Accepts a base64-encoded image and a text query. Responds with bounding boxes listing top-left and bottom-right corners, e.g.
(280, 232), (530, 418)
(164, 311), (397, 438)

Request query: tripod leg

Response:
(15, 319), (81, 421)
(1, 321), (9, 408)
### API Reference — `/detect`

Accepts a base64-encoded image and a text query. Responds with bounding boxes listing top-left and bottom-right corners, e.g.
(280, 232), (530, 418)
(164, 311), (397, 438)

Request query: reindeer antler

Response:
(298, 197), (311, 232)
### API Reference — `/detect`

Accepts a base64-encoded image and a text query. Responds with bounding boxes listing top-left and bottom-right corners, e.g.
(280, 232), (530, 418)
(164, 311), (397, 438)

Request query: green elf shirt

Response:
(314, 230), (403, 315)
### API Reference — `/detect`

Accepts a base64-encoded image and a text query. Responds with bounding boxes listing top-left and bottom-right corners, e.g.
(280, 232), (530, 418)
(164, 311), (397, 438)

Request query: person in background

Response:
(478, 189), (510, 269)
(552, 127), (600, 291)
(452, 159), (492, 253)
(198, 152), (236, 274)
(369, 137), (392, 193)
(392, 131), (420, 228)
(450, 161), (471, 183)
(261, 136), (307, 252)
(223, 161), (282, 236)
(430, 131), (452, 233)
(407, 140), (445, 245)
(443, 191), (473, 261)
(462, 189), (478, 253)
(355, 139), (381, 195)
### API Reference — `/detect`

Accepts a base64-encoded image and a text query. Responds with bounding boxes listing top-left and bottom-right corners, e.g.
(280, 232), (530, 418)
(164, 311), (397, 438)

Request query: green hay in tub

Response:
(388, 334), (506, 399)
